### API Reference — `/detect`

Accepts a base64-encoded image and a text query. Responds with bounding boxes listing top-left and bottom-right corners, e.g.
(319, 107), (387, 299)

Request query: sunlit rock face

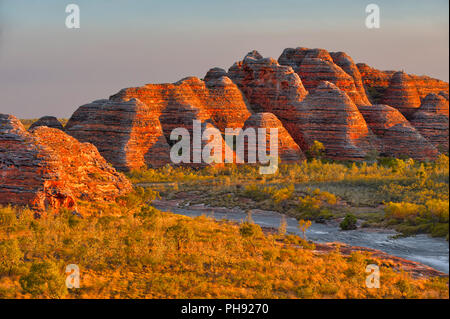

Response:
(109, 73), (252, 136)
(228, 50), (308, 149)
(357, 63), (449, 104)
(358, 104), (439, 160)
(294, 81), (377, 160)
(381, 71), (422, 118)
(56, 46), (449, 168)
(278, 47), (371, 106)
(242, 112), (305, 163)
(65, 98), (172, 171)
(0, 114), (131, 211)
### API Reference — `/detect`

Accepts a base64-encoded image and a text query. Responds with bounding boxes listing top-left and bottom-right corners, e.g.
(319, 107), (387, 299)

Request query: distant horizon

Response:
(1, 0), (448, 118)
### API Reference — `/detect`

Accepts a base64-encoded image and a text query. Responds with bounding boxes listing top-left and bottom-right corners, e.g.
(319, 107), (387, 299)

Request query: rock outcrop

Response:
(0, 114), (131, 211)
(294, 81), (376, 160)
(356, 63), (394, 103)
(29, 116), (64, 131)
(65, 98), (172, 171)
(329, 52), (371, 105)
(358, 104), (439, 160)
(409, 93), (449, 151)
(408, 75), (450, 100)
(227, 51), (308, 148)
(381, 71), (422, 118)
(357, 63), (449, 103)
(417, 93), (449, 116)
(55, 46), (450, 167)
(278, 47), (370, 106)
(110, 73), (252, 136)
(241, 113), (304, 162)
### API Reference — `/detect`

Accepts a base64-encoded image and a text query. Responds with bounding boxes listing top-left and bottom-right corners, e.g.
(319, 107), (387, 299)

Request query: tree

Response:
(0, 239), (23, 276)
(306, 141), (325, 159)
(298, 219), (312, 240)
(278, 215), (287, 236)
(339, 214), (357, 230)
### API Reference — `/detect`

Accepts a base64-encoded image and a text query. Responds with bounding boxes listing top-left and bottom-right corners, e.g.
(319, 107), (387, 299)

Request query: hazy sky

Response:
(0, 0), (448, 118)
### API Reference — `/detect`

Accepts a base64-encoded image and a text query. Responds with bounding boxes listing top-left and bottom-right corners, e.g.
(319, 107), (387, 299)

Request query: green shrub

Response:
(0, 239), (23, 276)
(0, 206), (16, 228)
(340, 214), (357, 230)
(166, 221), (194, 250)
(306, 140), (325, 159)
(19, 261), (67, 298)
(239, 222), (263, 238)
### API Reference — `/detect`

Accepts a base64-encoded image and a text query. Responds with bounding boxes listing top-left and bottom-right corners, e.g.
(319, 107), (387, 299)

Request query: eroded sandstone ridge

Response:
(358, 104), (439, 160)
(278, 47), (371, 106)
(242, 113), (304, 163)
(110, 72), (252, 136)
(227, 50), (308, 147)
(381, 71), (422, 118)
(410, 93), (449, 151)
(51, 45), (449, 169)
(65, 98), (171, 171)
(294, 81), (376, 160)
(0, 114), (132, 211)
(357, 63), (449, 104)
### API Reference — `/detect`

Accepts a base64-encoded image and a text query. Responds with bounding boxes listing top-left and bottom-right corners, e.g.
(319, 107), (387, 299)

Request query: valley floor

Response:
(0, 157), (448, 299)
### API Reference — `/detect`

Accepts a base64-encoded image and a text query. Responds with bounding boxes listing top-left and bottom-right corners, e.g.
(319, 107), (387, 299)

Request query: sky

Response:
(0, 0), (448, 118)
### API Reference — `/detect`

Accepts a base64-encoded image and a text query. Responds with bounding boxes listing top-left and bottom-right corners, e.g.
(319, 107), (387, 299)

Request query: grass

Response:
(0, 153), (448, 298)
(128, 155), (449, 238)
(0, 192), (448, 299)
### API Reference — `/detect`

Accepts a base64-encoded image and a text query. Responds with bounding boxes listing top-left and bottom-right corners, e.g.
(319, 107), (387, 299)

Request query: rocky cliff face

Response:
(227, 50), (308, 147)
(29, 116), (63, 131)
(242, 113), (304, 163)
(329, 52), (371, 105)
(357, 63), (449, 104)
(44, 45), (448, 170)
(110, 73), (252, 135)
(0, 114), (131, 211)
(65, 98), (172, 171)
(409, 93), (449, 151)
(295, 81), (376, 160)
(358, 104), (439, 160)
(278, 47), (371, 106)
(381, 71), (422, 118)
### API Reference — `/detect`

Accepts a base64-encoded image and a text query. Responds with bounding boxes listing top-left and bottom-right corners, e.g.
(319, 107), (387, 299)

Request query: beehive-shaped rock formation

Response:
(65, 98), (172, 171)
(0, 114), (131, 211)
(358, 104), (439, 160)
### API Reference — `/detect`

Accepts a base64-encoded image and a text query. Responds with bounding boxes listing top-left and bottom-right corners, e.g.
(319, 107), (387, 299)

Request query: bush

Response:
(306, 140), (325, 159)
(340, 214), (357, 230)
(0, 239), (23, 276)
(19, 261), (67, 298)
(0, 206), (16, 228)
(166, 221), (194, 250)
(239, 222), (263, 238)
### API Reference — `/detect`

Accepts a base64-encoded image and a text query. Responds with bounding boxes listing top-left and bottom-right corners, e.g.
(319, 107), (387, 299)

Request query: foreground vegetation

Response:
(128, 155), (449, 239)
(0, 190), (448, 299)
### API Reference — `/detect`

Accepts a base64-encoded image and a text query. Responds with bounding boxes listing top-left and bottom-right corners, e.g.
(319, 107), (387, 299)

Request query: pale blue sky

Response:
(0, 0), (448, 118)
